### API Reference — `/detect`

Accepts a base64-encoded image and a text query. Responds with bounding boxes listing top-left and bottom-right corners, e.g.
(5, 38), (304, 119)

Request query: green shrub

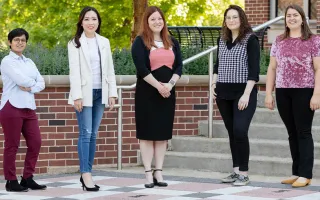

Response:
(0, 44), (270, 75)
(260, 49), (270, 74)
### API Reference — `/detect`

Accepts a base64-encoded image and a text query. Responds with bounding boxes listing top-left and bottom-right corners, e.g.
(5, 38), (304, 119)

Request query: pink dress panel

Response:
(270, 35), (320, 88)
(149, 48), (175, 71)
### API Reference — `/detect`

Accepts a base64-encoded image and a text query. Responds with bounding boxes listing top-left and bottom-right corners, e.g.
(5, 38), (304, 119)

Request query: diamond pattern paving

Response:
(0, 171), (319, 200)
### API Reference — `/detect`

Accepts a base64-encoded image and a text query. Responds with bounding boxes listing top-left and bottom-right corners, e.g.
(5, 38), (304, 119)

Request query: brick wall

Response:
(245, 0), (320, 33)
(0, 84), (266, 175)
(245, 0), (270, 26)
(0, 85), (215, 175)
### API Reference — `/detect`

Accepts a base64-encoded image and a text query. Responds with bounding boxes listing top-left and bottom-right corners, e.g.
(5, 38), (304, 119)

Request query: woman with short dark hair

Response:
(0, 28), (46, 192)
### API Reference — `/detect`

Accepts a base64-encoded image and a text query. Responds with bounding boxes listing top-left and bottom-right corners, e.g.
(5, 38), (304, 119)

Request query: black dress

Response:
(131, 36), (183, 141)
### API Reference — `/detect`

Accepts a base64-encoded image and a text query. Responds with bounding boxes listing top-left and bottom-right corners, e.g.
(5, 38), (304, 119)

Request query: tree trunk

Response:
(131, 0), (148, 43)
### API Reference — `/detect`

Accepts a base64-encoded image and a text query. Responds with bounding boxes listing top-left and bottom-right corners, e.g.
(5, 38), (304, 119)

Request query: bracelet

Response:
(169, 79), (176, 86)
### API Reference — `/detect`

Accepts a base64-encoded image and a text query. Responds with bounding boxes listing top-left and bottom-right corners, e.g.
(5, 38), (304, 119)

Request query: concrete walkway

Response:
(0, 167), (320, 199)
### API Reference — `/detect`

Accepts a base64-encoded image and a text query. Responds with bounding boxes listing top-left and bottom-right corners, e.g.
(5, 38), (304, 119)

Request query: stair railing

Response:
(115, 15), (285, 170)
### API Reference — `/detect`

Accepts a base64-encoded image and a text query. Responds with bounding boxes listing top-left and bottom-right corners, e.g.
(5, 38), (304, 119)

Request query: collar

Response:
(9, 51), (27, 61)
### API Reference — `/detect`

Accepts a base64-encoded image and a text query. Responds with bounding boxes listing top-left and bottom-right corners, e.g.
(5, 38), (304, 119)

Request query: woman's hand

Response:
(74, 99), (83, 112)
(265, 94), (275, 110)
(238, 93), (250, 110)
(157, 84), (171, 98)
(19, 86), (31, 92)
(310, 94), (320, 111)
(212, 83), (217, 100)
(163, 83), (173, 92)
(109, 97), (116, 111)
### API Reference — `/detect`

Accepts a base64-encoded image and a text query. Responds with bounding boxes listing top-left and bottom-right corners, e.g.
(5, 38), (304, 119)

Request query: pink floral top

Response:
(270, 35), (320, 88)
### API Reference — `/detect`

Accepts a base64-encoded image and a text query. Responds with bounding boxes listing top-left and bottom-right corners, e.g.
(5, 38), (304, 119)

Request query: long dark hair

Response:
(281, 4), (313, 40)
(221, 5), (252, 43)
(139, 6), (173, 50)
(72, 6), (102, 48)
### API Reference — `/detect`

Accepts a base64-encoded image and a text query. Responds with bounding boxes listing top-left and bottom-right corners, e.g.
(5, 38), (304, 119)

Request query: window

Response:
(309, 0), (317, 19)
(271, 0), (317, 19)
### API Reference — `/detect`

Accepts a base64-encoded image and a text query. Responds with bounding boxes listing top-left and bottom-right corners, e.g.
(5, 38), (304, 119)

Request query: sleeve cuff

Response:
(140, 71), (151, 79)
(248, 77), (259, 82)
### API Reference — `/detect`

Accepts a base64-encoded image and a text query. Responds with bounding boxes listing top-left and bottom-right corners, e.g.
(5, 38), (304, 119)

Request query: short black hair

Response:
(8, 28), (29, 43)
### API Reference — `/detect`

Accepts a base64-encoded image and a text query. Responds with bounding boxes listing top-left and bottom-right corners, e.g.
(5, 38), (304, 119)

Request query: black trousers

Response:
(276, 88), (314, 179)
(216, 91), (257, 171)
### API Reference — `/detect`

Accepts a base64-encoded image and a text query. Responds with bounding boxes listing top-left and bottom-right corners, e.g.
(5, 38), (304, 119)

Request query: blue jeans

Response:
(75, 89), (105, 173)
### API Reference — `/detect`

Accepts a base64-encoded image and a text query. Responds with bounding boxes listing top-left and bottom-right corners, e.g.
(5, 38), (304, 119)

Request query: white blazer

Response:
(67, 32), (118, 107)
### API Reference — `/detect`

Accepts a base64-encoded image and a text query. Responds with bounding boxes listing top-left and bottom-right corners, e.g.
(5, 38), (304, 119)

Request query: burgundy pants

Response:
(0, 101), (41, 180)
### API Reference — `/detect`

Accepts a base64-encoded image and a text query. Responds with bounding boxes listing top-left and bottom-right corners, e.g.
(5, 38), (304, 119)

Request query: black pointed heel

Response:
(153, 169), (168, 187)
(80, 176), (100, 189)
(144, 170), (155, 188)
(80, 176), (99, 191)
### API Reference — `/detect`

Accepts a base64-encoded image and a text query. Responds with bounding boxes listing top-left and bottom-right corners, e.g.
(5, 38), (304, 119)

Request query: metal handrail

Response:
(115, 15), (285, 170)
(184, 15), (285, 139)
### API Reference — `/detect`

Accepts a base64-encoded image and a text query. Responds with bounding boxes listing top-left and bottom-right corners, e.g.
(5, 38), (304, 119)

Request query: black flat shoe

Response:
(80, 175), (99, 192)
(6, 180), (28, 192)
(153, 169), (168, 187)
(144, 170), (155, 188)
(80, 176), (100, 189)
(20, 176), (46, 190)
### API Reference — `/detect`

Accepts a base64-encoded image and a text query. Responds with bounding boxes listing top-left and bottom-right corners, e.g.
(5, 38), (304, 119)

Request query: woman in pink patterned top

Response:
(265, 4), (320, 188)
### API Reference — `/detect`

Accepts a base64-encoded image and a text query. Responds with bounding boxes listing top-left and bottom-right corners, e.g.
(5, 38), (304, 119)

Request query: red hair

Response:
(139, 6), (173, 50)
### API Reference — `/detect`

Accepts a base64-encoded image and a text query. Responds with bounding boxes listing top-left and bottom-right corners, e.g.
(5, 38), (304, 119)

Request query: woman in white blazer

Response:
(68, 6), (118, 191)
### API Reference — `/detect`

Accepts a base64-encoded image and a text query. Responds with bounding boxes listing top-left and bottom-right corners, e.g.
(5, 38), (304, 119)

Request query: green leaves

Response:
(0, 0), (244, 49)
(0, 43), (269, 76)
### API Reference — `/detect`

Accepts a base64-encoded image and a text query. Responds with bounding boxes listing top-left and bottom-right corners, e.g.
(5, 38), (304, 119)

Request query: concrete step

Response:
(199, 121), (320, 140)
(257, 92), (274, 108)
(171, 136), (320, 158)
(253, 108), (320, 124)
(139, 151), (320, 177)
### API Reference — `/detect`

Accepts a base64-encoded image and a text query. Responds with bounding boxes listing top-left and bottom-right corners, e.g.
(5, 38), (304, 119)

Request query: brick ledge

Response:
(0, 75), (267, 87)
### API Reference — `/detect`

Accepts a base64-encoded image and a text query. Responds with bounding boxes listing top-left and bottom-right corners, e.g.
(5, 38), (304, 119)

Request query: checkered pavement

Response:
(0, 172), (319, 200)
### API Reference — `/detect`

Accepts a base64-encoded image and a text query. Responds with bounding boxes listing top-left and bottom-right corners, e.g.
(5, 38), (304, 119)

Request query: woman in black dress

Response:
(131, 6), (183, 188)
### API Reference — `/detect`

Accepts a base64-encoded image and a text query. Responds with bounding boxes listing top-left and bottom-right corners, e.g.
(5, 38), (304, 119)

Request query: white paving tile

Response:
(59, 183), (83, 188)
(206, 186), (261, 195)
(92, 176), (115, 181)
(209, 194), (278, 200)
(130, 180), (183, 188)
(59, 176), (114, 184)
(132, 188), (195, 196)
(60, 182), (119, 191)
(0, 194), (51, 200)
(64, 191), (123, 199)
(32, 180), (52, 185)
(161, 197), (201, 200)
(284, 192), (320, 200)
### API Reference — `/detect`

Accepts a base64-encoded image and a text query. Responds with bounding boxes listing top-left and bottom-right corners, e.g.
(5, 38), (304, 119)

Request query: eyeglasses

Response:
(226, 16), (239, 21)
(12, 38), (27, 43)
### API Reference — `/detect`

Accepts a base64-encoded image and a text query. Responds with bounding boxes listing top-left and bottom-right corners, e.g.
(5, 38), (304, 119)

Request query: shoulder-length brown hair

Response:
(281, 4), (313, 41)
(139, 6), (173, 50)
(221, 5), (252, 43)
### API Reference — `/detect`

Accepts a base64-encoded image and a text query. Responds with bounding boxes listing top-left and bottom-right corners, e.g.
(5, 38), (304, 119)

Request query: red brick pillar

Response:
(245, 0), (270, 26)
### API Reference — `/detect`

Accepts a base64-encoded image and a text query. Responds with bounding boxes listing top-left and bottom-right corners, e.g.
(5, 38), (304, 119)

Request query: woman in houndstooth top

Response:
(212, 5), (260, 186)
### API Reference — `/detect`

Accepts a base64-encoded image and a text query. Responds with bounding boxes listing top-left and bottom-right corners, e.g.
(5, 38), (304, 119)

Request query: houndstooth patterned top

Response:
(217, 33), (252, 83)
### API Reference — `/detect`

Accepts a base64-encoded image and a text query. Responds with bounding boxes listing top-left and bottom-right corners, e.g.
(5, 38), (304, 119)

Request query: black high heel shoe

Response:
(80, 176), (100, 189)
(153, 169), (168, 187)
(80, 176), (99, 191)
(144, 170), (155, 188)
